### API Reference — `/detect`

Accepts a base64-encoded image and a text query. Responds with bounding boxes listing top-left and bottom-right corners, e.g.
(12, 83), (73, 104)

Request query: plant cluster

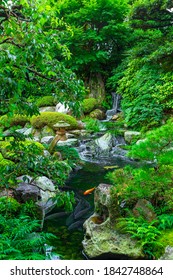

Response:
(107, 120), (173, 258)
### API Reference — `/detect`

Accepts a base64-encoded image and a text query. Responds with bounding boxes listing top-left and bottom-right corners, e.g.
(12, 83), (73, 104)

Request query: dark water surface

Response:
(44, 159), (134, 260)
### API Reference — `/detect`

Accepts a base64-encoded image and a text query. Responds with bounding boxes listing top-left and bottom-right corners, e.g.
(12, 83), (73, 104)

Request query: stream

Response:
(43, 93), (135, 260)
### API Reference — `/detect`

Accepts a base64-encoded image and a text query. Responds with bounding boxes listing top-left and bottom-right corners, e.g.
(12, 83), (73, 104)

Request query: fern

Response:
(157, 214), (173, 230)
(0, 214), (56, 260)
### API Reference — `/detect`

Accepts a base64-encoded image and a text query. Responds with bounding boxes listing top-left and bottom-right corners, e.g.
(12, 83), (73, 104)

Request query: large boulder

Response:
(15, 182), (41, 203)
(83, 215), (143, 259)
(82, 183), (144, 259)
(95, 133), (112, 152)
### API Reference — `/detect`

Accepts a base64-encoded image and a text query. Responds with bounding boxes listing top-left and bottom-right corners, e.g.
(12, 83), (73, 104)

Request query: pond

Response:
(44, 157), (136, 260)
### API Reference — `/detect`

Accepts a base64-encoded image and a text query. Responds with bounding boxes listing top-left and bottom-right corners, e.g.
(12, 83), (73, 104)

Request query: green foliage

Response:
(107, 121), (173, 258)
(82, 98), (98, 114)
(0, 214), (55, 260)
(0, 197), (20, 216)
(36, 96), (56, 108)
(0, 114), (30, 129)
(0, 138), (72, 190)
(83, 117), (101, 132)
(54, 146), (81, 167)
(54, 191), (76, 212)
(30, 112), (78, 130)
(58, 0), (130, 79)
(0, 0), (85, 118)
(116, 216), (162, 258)
(128, 119), (173, 164)
(157, 214), (173, 230)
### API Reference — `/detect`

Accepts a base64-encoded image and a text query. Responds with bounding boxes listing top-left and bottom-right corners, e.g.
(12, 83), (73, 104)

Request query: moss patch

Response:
(36, 96), (56, 107)
(30, 112), (78, 130)
(82, 98), (98, 114)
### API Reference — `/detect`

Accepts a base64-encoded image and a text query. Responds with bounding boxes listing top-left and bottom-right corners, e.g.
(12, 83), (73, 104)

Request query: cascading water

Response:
(106, 92), (121, 120)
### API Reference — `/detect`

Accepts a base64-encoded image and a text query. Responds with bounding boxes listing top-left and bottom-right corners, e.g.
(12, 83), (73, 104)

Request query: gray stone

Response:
(56, 138), (79, 147)
(39, 106), (55, 112)
(82, 216), (143, 259)
(41, 126), (55, 137)
(41, 136), (54, 144)
(24, 127), (33, 136)
(17, 175), (33, 184)
(124, 131), (141, 144)
(160, 246), (173, 260)
(95, 133), (112, 152)
(133, 199), (157, 222)
(15, 182), (40, 203)
(16, 127), (29, 134)
(55, 103), (70, 114)
(34, 176), (56, 192)
(82, 183), (144, 259)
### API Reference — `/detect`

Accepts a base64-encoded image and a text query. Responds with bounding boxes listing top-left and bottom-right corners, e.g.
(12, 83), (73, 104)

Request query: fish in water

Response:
(68, 220), (85, 231)
(83, 187), (95, 195)
(74, 207), (91, 220)
(104, 165), (119, 170)
(45, 212), (68, 221)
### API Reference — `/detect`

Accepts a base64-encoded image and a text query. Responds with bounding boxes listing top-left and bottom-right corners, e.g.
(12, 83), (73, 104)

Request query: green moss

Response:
(154, 229), (173, 258)
(36, 96), (56, 107)
(0, 114), (30, 129)
(82, 98), (98, 114)
(30, 112), (78, 130)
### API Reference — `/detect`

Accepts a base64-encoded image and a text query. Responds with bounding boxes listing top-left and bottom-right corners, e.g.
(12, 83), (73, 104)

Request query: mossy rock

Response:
(30, 112), (78, 130)
(36, 96), (56, 107)
(0, 114), (30, 129)
(82, 98), (98, 114)
(89, 109), (105, 120)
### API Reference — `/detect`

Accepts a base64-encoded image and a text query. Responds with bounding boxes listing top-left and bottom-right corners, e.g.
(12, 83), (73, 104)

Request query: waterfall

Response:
(106, 92), (121, 120)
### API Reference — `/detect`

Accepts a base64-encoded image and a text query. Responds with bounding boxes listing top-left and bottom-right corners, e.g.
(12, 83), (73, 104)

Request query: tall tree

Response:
(57, 0), (130, 100)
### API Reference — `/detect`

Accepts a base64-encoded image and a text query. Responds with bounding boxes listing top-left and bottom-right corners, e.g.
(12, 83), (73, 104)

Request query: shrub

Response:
(30, 112), (78, 130)
(36, 96), (56, 107)
(82, 98), (98, 114)
(0, 114), (30, 129)
(0, 152), (14, 168)
(0, 140), (44, 160)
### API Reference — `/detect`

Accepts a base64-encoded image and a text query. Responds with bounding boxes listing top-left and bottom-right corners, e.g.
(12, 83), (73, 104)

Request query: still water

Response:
(44, 158), (134, 260)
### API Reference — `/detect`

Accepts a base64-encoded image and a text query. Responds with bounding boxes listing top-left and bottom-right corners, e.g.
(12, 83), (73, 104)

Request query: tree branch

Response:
(27, 67), (61, 82)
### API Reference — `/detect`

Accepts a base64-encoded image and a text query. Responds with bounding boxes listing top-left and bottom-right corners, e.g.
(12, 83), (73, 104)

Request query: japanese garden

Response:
(0, 0), (173, 260)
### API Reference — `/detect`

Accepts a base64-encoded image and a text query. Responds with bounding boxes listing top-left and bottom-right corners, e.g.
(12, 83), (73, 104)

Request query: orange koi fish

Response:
(83, 187), (95, 195)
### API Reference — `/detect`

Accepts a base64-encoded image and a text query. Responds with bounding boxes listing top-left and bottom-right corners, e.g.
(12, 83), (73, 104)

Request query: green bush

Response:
(30, 112), (78, 130)
(82, 98), (98, 114)
(0, 114), (30, 129)
(0, 140), (44, 160)
(36, 96), (56, 107)
(0, 197), (20, 215)
(0, 152), (14, 168)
